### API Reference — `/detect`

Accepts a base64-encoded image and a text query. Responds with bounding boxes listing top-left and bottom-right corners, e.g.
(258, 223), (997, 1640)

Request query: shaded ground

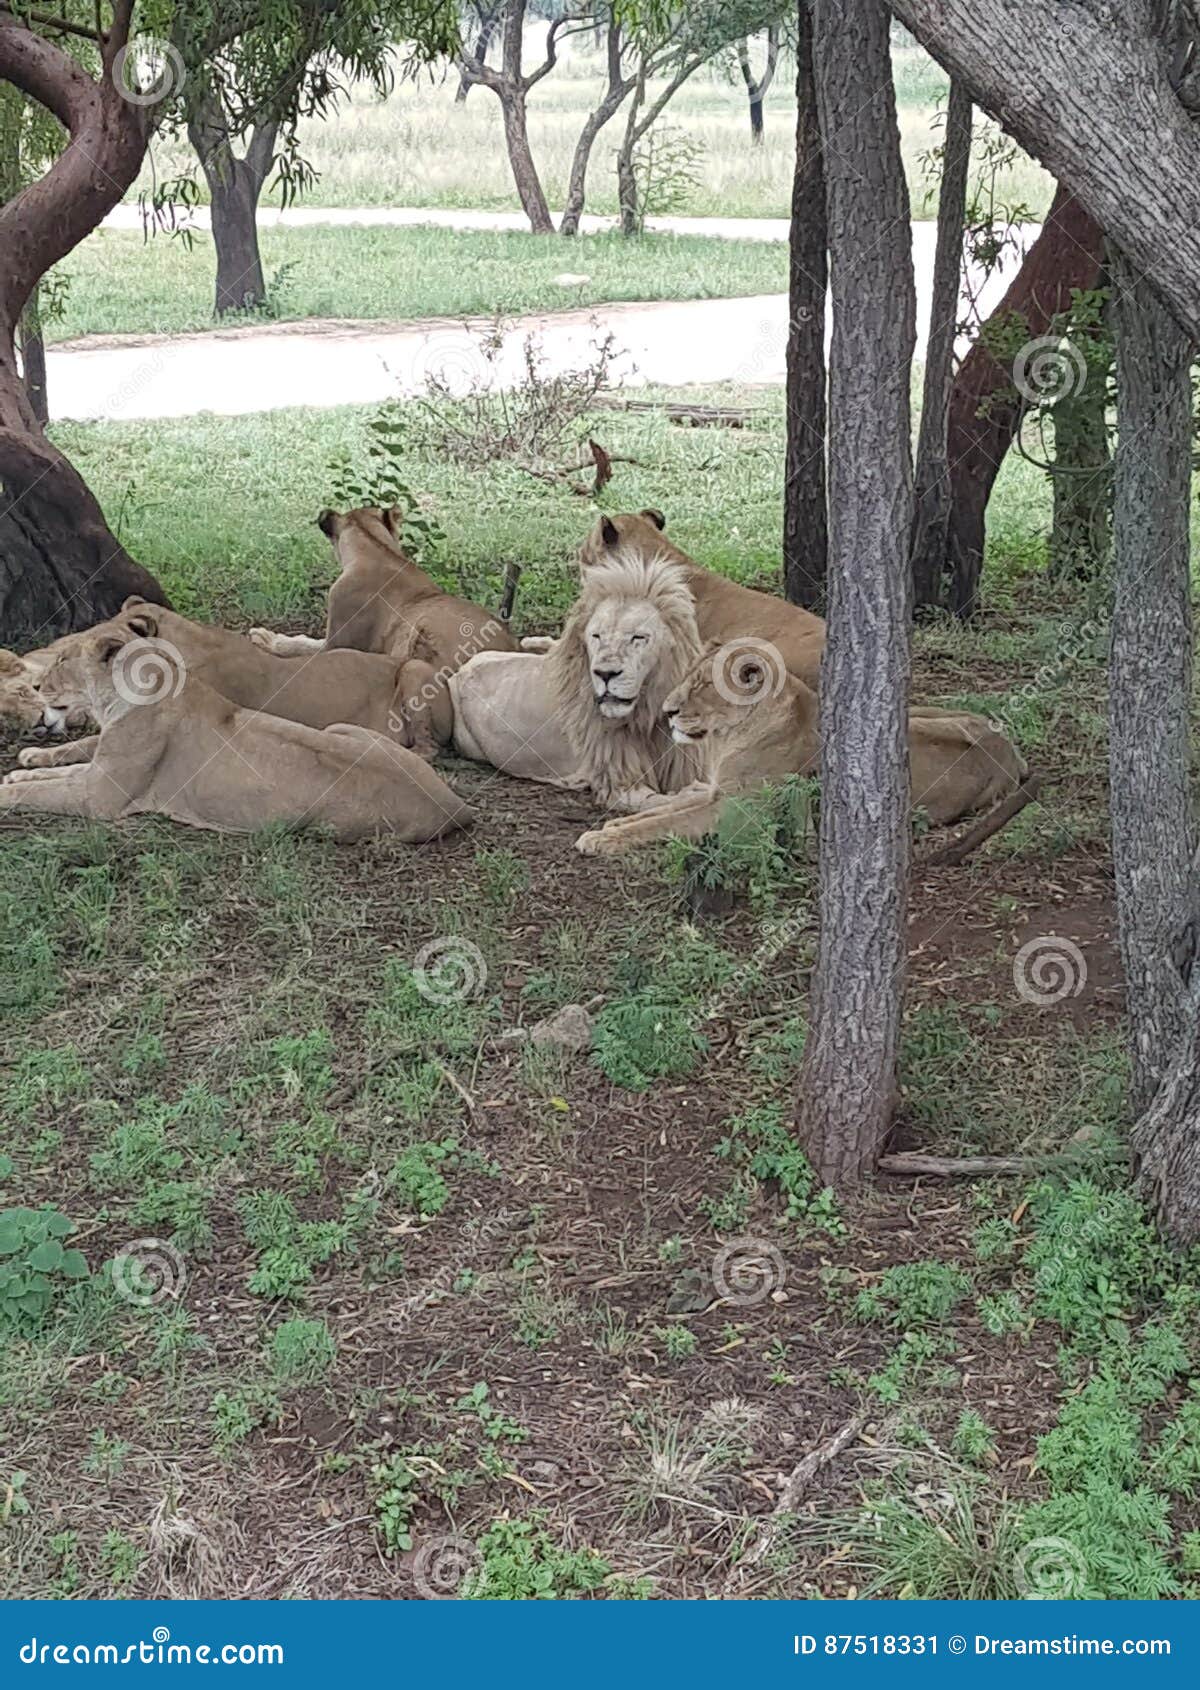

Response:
(5, 586), (1171, 1602)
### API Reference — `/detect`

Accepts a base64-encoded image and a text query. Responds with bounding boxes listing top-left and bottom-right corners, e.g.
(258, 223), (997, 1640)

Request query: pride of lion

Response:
(0, 506), (1030, 855)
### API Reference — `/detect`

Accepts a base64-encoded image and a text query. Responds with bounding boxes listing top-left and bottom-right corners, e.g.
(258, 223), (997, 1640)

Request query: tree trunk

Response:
(501, 87), (554, 234)
(17, 287), (47, 426)
(782, 0), (827, 611)
(910, 77), (971, 613)
(794, 0), (916, 1187)
(1048, 359), (1111, 579)
(1108, 256), (1196, 1116)
(888, 0), (1200, 344)
(616, 125), (639, 237)
(189, 101), (277, 316)
(0, 13), (169, 639)
(1105, 257), (1200, 1245)
(944, 184), (1105, 619)
(457, 7), (500, 102)
(0, 344), (167, 643)
(737, 27), (779, 145)
(559, 25), (630, 237)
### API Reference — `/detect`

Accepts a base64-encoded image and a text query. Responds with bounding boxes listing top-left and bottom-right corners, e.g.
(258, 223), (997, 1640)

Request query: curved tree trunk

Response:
(944, 184), (1105, 618)
(0, 12), (169, 641)
(18, 286), (47, 427)
(559, 24), (631, 237)
(910, 77), (971, 612)
(795, 0), (916, 1187)
(782, 0), (827, 610)
(889, 0), (1200, 345)
(501, 88), (554, 234)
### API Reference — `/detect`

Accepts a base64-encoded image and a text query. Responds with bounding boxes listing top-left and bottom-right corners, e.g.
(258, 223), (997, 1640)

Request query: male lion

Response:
(0, 627), (474, 844)
(576, 639), (1028, 856)
(578, 509), (826, 689)
(250, 506), (516, 747)
(18, 602), (419, 761)
(542, 551), (706, 811)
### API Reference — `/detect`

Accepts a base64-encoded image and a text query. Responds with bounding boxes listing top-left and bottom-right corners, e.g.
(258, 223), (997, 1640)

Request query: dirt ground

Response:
(1, 590), (1148, 1601)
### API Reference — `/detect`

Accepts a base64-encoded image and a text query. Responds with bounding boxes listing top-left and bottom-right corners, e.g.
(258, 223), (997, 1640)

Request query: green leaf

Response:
(44, 1211), (73, 1238)
(27, 1240), (63, 1272)
(60, 1250), (89, 1280)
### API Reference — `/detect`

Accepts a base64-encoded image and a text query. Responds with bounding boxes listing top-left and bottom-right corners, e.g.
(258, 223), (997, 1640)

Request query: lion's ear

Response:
(0, 649), (23, 676)
(600, 516), (620, 549)
(640, 507), (666, 531)
(120, 595), (149, 612)
(125, 610), (158, 639)
(317, 509), (337, 538)
(381, 506), (403, 537)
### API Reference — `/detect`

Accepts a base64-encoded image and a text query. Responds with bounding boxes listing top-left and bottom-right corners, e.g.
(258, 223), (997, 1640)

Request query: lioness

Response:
(18, 602), (420, 763)
(1, 639), (92, 734)
(1, 627), (474, 844)
(579, 510), (826, 689)
(576, 640), (1028, 856)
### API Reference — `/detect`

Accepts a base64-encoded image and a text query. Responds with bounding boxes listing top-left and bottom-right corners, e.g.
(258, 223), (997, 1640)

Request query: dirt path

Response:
(53, 215), (1038, 423)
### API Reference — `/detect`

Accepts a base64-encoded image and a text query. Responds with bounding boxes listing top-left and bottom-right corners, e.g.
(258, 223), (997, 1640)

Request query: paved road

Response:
(51, 210), (1038, 423)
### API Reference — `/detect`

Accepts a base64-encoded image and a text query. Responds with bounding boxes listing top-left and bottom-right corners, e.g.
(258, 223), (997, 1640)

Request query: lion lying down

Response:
(0, 628), (473, 843)
(575, 639), (1028, 857)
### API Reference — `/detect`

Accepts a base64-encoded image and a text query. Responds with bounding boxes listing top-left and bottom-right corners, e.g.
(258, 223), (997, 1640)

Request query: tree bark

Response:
(17, 287), (47, 426)
(189, 93), (277, 315)
(559, 23), (632, 236)
(457, 5), (501, 102)
(1108, 256), (1196, 1119)
(888, 0), (1200, 343)
(910, 77), (971, 613)
(736, 26), (779, 145)
(1106, 256), (1200, 1246)
(0, 10), (169, 638)
(782, 0), (827, 610)
(458, 2), (558, 235)
(943, 184), (1105, 619)
(794, 0), (916, 1187)
(501, 86), (554, 234)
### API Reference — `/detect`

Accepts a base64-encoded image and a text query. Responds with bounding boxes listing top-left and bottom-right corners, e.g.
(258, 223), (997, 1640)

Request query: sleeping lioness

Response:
(575, 639), (1028, 856)
(0, 626), (474, 843)
(18, 601), (421, 754)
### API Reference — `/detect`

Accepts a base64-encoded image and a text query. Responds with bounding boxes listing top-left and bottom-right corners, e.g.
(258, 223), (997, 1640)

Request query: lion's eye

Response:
(630, 634), (648, 645)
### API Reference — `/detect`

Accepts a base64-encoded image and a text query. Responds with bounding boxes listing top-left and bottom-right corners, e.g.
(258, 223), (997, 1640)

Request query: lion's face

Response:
(38, 626), (149, 723)
(0, 651), (48, 732)
(663, 642), (777, 746)
(583, 596), (673, 719)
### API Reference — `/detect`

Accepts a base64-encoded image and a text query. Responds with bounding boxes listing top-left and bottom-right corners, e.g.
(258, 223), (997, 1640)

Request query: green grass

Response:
(51, 380), (1052, 631)
(126, 46), (1051, 224)
(51, 225), (788, 343)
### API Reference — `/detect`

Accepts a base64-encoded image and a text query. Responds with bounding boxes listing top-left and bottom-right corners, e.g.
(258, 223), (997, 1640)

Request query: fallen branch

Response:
(725, 1410), (867, 1589)
(595, 396), (763, 429)
(514, 438), (638, 496)
(922, 774), (1040, 867)
(877, 1151), (1046, 1177)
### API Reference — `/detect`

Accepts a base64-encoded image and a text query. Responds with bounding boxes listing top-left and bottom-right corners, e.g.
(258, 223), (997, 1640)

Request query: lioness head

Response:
(579, 509), (668, 569)
(39, 623), (182, 724)
(0, 650), (48, 732)
(664, 639), (792, 746)
(316, 506), (407, 548)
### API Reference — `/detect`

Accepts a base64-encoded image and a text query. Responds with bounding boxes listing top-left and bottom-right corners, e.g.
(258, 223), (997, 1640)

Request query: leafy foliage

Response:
(0, 1207), (88, 1336)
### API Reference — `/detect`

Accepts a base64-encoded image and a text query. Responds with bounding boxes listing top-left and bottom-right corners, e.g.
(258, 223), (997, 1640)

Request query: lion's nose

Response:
(593, 667), (622, 684)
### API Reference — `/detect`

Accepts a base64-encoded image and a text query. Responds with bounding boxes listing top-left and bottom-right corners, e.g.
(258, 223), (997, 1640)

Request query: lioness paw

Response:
(17, 746), (54, 767)
(576, 828), (619, 857)
(248, 627), (278, 651)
